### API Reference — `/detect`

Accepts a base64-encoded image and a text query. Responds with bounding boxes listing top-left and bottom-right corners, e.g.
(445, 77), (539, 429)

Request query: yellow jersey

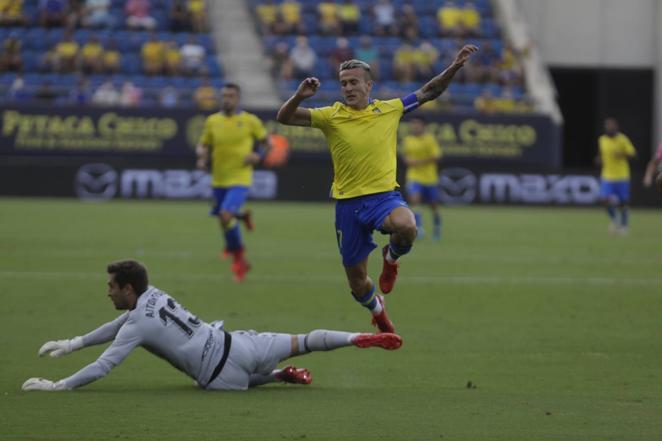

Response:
(199, 111), (267, 187)
(402, 133), (441, 185)
(599, 133), (636, 180)
(310, 99), (404, 199)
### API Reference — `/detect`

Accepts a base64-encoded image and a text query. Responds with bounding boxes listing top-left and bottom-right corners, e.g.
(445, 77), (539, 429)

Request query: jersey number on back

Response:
(159, 298), (201, 338)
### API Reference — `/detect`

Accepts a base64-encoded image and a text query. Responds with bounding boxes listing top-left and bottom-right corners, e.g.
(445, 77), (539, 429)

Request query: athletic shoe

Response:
(278, 366), (312, 385)
(618, 226), (629, 236)
(371, 295), (395, 333)
(353, 332), (402, 350)
(379, 245), (399, 294)
(608, 222), (619, 236)
(242, 210), (254, 232)
(231, 259), (251, 283)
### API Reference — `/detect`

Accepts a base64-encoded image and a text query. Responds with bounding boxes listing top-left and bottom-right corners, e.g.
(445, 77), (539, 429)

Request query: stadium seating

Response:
(0, 0), (223, 108)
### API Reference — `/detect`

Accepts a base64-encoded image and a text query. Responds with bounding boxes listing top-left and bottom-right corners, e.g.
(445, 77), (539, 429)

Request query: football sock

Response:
(352, 284), (383, 314)
(414, 211), (422, 228)
(298, 330), (360, 353)
(606, 205), (617, 222)
(620, 207), (629, 227)
(249, 372), (278, 387)
(386, 241), (411, 263)
(433, 212), (441, 238)
(223, 223), (242, 251)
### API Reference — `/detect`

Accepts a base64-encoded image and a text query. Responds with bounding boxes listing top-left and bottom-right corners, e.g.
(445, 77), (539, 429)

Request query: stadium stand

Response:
(252, 0), (532, 113)
(0, 0), (223, 108)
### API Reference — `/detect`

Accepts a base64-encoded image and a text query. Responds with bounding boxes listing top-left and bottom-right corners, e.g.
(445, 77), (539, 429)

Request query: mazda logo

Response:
(75, 163), (118, 201)
(438, 167), (477, 205)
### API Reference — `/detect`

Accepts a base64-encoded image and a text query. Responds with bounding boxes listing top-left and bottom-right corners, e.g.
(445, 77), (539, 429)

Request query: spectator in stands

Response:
(141, 33), (164, 75)
(372, 0), (396, 36)
(493, 88), (517, 113)
(0, 33), (22, 73)
(461, 1), (481, 37)
(169, 0), (191, 32)
(271, 41), (293, 81)
(193, 77), (218, 110)
(92, 80), (120, 106)
(159, 86), (179, 108)
(437, 1), (462, 37)
(318, 1), (341, 36)
(414, 41), (438, 81)
(80, 35), (105, 74)
(255, 0), (278, 35)
(81, 0), (115, 28)
(39, 0), (68, 28)
(338, 0), (360, 35)
(329, 37), (354, 75)
(66, 0), (84, 27)
(280, 0), (304, 35)
(103, 39), (121, 73)
(180, 35), (206, 76)
(289, 36), (316, 80)
(355, 35), (379, 80)
(119, 81), (142, 107)
(35, 81), (58, 103)
(393, 42), (416, 82)
(187, 0), (206, 33)
(7, 74), (26, 101)
(126, 0), (157, 31)
(54, 31), (80, 73)
(498, 43), (525, 86)
(69, 77), (92, 105)
(398, 4), (418, 40)
(0, 0), (28, 26)
(473, 89), (497, 114)
(164, 40), (182, 76)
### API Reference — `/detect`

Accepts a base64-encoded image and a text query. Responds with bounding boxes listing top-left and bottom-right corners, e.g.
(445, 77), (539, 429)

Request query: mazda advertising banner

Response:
(1, 104), (561, 166)
(0, 156), (659, 207)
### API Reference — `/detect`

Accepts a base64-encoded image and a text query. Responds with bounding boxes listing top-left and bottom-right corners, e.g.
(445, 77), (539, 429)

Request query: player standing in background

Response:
(401, 115), (443, 240)
(22, 260), (402, 392)
(196, 83), (268, 282)
(596, 118), (637, 235)
(643, 142), (662, 191)
(276, 45), (478, 332)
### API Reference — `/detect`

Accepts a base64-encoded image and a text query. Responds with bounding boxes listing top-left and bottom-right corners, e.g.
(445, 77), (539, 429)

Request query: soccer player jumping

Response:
(22, 260), (401, 392)
(196, 83), (269, 282)
(277, 45), (478, 333)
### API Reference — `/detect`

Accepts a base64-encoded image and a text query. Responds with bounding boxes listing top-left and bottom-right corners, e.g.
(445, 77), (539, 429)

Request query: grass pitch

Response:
(1, 198), (661, 441)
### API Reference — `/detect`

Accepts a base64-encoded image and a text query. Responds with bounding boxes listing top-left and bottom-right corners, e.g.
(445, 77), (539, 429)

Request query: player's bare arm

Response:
(414, 45), (479, 105)
(643, 157), (660, 187)
(196, 143), (210, 170)
(276, 77), (320, 127)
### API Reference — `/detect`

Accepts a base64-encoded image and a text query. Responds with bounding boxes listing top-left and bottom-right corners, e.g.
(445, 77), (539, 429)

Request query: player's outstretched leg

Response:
(346, 264), (395, 333)
(379, 206), (417, 294)
(295, 329), (403, 353)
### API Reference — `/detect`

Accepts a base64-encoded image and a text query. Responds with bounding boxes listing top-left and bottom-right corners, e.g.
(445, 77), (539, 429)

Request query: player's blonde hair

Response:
(338, 59), (372, 80)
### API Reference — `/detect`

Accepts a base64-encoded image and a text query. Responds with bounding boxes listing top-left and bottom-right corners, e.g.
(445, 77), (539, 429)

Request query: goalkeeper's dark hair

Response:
(222, 82), (241, 93)
(338, 59), (372, 80)
(107, 260), (149, 295)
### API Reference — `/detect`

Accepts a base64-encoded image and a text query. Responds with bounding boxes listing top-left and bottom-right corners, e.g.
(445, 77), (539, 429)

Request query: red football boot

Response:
(353, 332), (403, 350)
(371, 295), (395, 333)
(277, 366), (312, 385)
(230, 249), (251, 282)
(379, 245), (399, 294)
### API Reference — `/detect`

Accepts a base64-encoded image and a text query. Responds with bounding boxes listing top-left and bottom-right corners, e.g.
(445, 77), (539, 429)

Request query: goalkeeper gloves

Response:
(38, 336), (84, 358)
(22, 378), (68, 391)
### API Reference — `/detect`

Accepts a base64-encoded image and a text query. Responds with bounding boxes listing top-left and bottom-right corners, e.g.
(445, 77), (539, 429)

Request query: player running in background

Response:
(22, 260), (402, 392)
(596, 118), (637, 235)
(643, 142), (662, 191)
(276, 45), (478, 332)
(196, 83), (268, 282)
(401, 115), (443, 240)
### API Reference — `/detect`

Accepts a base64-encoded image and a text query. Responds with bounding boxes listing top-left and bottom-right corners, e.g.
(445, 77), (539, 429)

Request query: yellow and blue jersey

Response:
(198, 111), (267, 187)
(402, 133), (442, 185)
(310, 98), (407, 199)
(599, 133), (636, 181)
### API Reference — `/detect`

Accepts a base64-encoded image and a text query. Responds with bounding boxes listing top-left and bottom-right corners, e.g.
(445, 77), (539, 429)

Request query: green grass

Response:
(1, 198), (661, 441)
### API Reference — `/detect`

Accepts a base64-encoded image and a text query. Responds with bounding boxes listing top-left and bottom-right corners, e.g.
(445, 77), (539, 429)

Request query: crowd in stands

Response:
(254, 0), (533, 114)
(0, 0), (222, 108)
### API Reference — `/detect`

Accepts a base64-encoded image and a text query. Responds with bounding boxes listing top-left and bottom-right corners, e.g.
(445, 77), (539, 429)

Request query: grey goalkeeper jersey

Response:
(60, 286), (227, 389)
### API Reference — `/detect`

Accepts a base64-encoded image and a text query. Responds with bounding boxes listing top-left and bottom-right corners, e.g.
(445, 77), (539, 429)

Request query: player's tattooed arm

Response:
(415, 45), (479, 106)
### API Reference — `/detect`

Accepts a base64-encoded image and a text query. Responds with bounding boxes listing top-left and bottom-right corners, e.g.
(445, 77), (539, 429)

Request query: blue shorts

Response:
(600, 180), (630, 204)
(335, 190), (409, 267)
(209, 186), (249, 216)
(406, 181), (440, 203)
